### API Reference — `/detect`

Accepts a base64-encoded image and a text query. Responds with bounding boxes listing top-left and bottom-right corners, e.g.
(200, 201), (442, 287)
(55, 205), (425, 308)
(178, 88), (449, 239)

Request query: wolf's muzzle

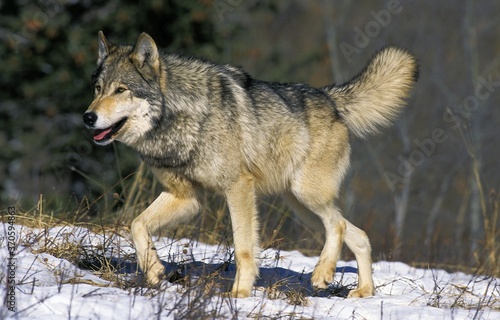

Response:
(83, 112), (97, 127)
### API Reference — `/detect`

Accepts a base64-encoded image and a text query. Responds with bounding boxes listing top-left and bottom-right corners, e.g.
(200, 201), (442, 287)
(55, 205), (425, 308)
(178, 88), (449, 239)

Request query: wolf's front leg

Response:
(225, 174), (260, 298)
(131, 191), (200, 285)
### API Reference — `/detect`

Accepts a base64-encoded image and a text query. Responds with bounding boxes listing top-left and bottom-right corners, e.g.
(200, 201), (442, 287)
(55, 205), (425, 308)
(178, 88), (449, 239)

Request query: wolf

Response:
(83, 31), (418, 298)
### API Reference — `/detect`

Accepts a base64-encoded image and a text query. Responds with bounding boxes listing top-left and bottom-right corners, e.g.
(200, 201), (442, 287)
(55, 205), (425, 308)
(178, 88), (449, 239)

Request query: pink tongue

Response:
(94, 128), (112, 141)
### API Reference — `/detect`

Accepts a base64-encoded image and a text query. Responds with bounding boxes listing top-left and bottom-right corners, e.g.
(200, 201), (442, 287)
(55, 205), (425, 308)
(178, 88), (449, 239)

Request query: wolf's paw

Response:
(230, 288), (251, 298)
(311, 263), (334, 289)
(145, 264), (166, 286)
(347, 286), (374, 298)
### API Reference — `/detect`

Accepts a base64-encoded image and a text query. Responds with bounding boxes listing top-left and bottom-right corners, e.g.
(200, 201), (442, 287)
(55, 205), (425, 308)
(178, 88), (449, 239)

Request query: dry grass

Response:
(2, 196), (499, 318)
(4, 160), (499, 280)
(2, 153), (499, 318)
(2, 195), (346, 316)
(116, 161), (500, 278)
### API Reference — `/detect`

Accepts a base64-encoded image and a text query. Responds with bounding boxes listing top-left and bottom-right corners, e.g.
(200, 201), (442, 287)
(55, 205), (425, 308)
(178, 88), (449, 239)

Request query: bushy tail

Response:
(324, 47), (418, 138)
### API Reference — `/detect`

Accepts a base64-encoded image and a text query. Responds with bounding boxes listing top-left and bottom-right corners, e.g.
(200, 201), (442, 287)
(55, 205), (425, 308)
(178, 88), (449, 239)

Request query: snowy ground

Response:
(1, 223), (499, 319)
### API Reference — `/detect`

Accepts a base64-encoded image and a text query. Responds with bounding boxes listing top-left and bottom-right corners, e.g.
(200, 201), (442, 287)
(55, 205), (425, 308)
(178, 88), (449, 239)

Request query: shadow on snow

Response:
(80, 255), (358, 298)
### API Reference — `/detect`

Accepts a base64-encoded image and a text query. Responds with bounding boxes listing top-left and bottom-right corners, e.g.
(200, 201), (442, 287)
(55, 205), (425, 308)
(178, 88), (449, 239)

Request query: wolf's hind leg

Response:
(131, 191), (200, 286)
(344, 221), (374, 297)
(298, 200), (346, 290)
(225, 174), (260, 298)
(284, 189), (374, 297)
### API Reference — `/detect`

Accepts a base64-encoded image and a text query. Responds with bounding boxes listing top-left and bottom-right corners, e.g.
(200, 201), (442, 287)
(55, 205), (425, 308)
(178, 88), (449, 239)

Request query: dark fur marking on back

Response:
(219, 76), (237, 107)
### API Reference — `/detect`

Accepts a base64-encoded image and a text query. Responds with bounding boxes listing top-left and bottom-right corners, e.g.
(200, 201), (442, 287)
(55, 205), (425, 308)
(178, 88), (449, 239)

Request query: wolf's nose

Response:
(83, 112), (97, 127)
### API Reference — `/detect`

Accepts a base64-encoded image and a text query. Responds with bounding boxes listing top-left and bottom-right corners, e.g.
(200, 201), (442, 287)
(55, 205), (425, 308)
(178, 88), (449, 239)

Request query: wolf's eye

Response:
(115, 87), (127, 94)
(95, 85), (101, 92)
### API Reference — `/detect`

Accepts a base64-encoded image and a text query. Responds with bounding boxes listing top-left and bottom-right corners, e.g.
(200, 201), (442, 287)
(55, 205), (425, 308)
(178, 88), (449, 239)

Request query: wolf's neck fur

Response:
(133, 54), (213, 169)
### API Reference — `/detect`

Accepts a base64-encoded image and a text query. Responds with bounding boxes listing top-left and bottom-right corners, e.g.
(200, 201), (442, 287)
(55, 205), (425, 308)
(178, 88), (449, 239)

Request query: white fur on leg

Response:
(345, 221), (374, 297)
(131, 190), (200, 286)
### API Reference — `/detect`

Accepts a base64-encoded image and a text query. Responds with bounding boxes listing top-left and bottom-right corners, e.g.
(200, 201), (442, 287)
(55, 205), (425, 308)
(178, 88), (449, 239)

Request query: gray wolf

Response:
(83, 32), (418, 298)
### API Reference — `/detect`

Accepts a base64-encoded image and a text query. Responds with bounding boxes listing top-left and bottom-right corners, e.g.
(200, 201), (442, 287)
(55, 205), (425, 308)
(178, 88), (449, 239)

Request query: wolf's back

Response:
(324, 47), (418, 138)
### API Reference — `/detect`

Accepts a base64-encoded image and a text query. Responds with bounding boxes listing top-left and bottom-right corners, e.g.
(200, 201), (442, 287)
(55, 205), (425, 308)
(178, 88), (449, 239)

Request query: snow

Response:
(1, 223), (499, 319)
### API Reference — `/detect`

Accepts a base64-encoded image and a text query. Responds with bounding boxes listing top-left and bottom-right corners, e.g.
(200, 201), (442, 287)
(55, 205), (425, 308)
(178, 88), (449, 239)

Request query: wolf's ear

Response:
(97, 31), (111, 65)
(130, 33), (160, 75)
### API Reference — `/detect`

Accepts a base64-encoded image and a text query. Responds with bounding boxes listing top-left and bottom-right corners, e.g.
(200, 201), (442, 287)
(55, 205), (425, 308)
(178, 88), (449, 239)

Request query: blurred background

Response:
(1, 0), (499, 274)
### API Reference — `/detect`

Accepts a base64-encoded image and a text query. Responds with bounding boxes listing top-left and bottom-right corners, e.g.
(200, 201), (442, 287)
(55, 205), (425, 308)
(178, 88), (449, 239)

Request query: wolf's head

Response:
(83, 32), (163, 146)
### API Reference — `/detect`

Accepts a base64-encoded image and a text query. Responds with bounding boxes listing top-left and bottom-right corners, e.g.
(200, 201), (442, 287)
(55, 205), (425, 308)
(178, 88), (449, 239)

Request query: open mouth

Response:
(93, 117), (127, 143)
